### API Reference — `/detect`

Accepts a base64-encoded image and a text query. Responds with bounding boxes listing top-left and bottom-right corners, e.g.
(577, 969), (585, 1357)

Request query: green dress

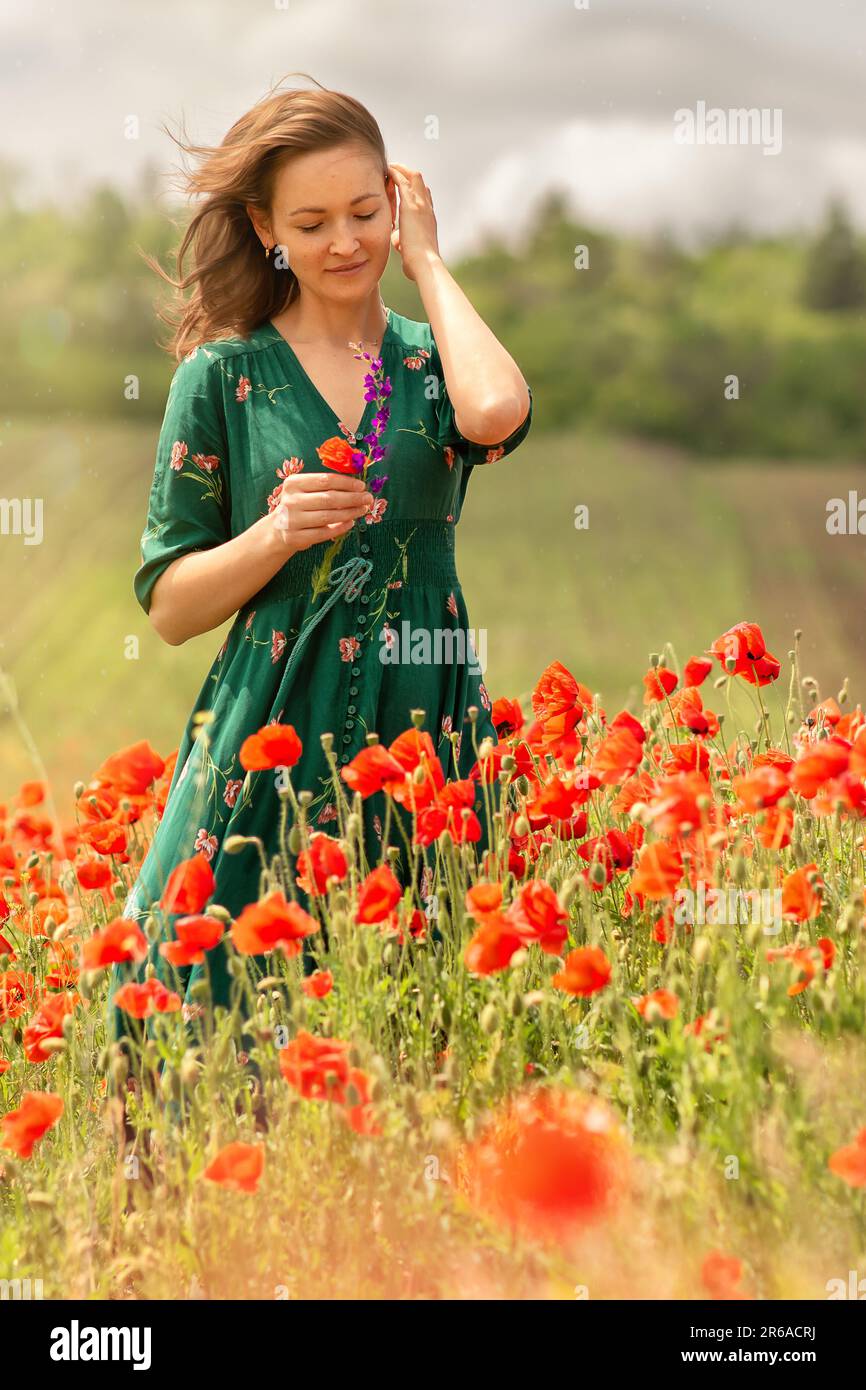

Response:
(108, 306), (532, 1043)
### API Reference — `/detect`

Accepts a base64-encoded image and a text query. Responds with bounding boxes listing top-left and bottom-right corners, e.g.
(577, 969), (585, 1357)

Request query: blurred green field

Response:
(2, 413), (865, 816)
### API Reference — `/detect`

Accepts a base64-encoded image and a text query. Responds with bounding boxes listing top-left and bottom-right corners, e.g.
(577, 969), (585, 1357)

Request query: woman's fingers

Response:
(288, 506), (369, 530)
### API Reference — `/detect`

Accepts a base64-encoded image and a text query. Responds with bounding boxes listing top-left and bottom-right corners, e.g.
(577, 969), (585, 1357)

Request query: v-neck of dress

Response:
(265, 307), (395, 439)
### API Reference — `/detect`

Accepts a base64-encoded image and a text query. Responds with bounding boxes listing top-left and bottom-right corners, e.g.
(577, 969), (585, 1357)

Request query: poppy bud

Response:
(365, 732), (380, 745)
(224, 835), (253, 854)
(180, 1052), (201, 1088)
(320, 732), (334, 754)
(205, 904), (231, 923)
(410, 708), (426, 728)
(693, 935), (711, 963)
(288, 825), (303, 855)
(161, 1068), (181, 1103)
(73, 780), (86, 798)
(467, 705), (479, 722)
(480, 1004), (498, 1035)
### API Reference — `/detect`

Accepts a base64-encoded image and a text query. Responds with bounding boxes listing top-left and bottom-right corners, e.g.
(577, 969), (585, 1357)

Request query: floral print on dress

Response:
(339, 637), (361, 662)
(168, 438), (224, 507)
(194, 829), (218, 859)
(271, 630), (287, 663)
(224, 779), (243, 808)
(365, 498), (388, 525)
(402, 348), (431, 372)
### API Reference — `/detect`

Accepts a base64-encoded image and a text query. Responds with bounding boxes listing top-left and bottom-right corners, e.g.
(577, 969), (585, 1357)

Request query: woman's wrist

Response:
(257, 510), (298, 565)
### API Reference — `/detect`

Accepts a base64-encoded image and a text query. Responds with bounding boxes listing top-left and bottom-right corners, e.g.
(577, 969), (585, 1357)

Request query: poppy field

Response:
(2, 619), (866, 1300)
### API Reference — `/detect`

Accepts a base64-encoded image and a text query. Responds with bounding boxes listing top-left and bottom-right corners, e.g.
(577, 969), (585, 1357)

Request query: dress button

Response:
(345, 719), (355, 729)
(351, 666), (361, 677)
(357, 615), (367, 626)
(349, 686), (358, 697)
(341, 734), (351, 745)
(339, 753), (350, 764)
(360, 595), (369, 604)
(360, 543), (370, 554)
(354, 633), (363, 643)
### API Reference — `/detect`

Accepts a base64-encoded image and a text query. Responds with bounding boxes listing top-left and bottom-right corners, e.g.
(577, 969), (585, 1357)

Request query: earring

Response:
(264, 243), (271, 258)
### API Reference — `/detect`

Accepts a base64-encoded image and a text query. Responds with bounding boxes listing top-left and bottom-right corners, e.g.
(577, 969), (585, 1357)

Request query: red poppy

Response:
(341, 744), (406, 798)
(231, 891), (319, 957)
(203, 1141), (264, 1193)
(464, 913), (523, 975)
(710, 622), (779, 686)
(295, 833), (348, 896)
(80, 917), (148, 971)
(301, 969), (334, 999)
(239, 722), (303, 772)
(113, 978), (182, 1019)
(701, 1251), (749, 1300)
(458, 1087), (630, 1239)
(279, 1029), (351, 1100)
(22, 990), (78, 1063)
(828, 1127), (866, 1188)
(683, 655), (713, 687)
(316, 436), (363, 474)
(505, 880), (569, 955)
(75, 856), (113, 892)
(790, 738), (851, 798)
(342, 1068), (382, 1136)
(732, 764), (790, 812)
(357, 865), (402, 924)
(551, 945), (611, 997)
(629, 842), (684, 900)
(491, 697), (525, 737)
(93, 740), (166, 796)
(633, 988), (679, 1021)
(642, 666), (678, 703)
(160, 853), (215, 916)
(0, 969), (38, 1023)
(159, 914), (225, 967)
(781, 864), (824, 921)
(465, 882), (504, 921)
(1, 1091), (64, 1158)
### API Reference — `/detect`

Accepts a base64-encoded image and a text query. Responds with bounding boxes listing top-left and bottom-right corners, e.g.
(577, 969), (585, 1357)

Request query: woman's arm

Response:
(149, 474), (371, 646)
(416, 252), (530, 445)
(387, 165), (529, 446)
(148, 512), (291, 646)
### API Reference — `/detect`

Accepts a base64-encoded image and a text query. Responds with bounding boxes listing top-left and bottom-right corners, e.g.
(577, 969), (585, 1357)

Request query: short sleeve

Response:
(431, 332), (533, 466)
(134, 352), (231, 615)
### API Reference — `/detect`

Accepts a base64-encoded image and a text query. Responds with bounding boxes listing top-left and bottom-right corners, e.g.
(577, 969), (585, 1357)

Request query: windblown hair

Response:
(145, 75), (388, 361)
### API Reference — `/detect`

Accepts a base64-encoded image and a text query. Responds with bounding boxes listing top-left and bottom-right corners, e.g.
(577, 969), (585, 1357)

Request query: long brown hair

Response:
(145, 75), (388, 361)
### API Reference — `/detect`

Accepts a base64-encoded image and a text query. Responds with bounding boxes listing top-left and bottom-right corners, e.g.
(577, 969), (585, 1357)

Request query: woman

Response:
(108, 78), (532, 1051)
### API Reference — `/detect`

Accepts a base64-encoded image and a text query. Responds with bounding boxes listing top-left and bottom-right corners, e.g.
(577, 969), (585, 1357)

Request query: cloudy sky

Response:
(3, 0), (865, 253)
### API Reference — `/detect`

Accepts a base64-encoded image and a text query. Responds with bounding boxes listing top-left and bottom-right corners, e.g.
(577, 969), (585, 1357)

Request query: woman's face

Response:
(260, 142), (395, 298)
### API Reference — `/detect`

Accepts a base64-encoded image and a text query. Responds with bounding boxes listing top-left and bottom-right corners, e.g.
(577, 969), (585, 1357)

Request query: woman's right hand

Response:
(271, 472), (373, 553)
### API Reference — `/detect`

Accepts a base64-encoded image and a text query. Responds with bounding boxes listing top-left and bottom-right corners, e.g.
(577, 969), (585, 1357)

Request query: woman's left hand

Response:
(388, 163), (441, 281)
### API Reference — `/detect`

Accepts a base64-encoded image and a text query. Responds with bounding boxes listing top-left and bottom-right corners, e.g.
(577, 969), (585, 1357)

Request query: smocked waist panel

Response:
(252, 519), (460, 603)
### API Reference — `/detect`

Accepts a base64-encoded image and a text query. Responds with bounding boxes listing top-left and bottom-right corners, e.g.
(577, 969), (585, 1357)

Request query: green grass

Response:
(1, 414), (864, 813)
